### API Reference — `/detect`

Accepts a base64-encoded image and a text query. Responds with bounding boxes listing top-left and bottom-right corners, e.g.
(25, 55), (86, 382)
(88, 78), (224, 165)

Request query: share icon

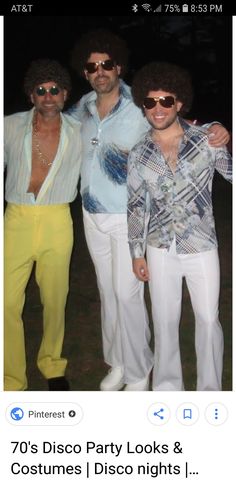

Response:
(153, 408), (164, 419)
(147, 403), (170, 425)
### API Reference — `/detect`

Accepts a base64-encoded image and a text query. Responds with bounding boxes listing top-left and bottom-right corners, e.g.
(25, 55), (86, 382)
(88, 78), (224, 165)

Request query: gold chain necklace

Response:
(32, 115), (61, 166)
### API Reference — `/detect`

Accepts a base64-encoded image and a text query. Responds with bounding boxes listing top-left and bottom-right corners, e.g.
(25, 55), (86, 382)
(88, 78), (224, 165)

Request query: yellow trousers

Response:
(4, 203), (73, 391)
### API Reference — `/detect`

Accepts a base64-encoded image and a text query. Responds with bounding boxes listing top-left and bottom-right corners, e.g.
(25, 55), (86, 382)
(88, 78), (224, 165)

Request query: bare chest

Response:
(157, 135), (183, 174)
(28, 129), (60, 196)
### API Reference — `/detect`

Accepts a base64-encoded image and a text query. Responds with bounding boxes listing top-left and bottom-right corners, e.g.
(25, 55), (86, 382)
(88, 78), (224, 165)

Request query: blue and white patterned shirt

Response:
(127, 118), (232, 257)
(69, 80), (149, 213)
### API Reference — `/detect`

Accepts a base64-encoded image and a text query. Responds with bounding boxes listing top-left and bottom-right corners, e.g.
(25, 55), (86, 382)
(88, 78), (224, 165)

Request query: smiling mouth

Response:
(42, 103), (57, 107)
(153, 115), (166, 120)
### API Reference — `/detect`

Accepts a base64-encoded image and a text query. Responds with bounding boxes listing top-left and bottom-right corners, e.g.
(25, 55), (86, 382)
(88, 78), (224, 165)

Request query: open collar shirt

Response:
(127, 118), (232, 257)
(4, 108), (82, 205)
(69, 80), (149, 213)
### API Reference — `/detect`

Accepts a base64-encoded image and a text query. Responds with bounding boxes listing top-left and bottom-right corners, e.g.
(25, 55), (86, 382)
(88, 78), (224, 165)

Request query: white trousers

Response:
(83, 209), (154, 383)
(147, 243), (223, 391)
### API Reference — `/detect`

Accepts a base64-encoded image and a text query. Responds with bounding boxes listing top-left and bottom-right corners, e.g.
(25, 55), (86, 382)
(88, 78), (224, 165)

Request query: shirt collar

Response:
(25, 107), (67, 134)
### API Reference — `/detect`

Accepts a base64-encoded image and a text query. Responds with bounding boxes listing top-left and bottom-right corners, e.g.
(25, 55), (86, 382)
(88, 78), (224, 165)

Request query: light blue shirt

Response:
(4, 108), (82, 205)
(127, 119), (232, 257)
(69, 80), (149, 213)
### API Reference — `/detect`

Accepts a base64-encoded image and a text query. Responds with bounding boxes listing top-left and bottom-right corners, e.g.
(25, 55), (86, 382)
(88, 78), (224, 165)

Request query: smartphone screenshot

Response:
(1, 4), (234, 484)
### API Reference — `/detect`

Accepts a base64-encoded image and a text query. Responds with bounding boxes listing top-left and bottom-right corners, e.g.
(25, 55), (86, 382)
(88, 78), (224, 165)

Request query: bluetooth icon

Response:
(132, 4), (138, 12)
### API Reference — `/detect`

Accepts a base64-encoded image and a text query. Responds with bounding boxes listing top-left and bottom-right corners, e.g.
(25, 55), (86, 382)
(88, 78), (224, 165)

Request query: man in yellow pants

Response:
(4, 59), (82, 391)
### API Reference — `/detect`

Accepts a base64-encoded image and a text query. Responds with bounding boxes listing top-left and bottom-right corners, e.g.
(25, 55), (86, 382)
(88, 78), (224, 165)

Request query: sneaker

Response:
(124, 375), (149, 391)
(100, 367), (124, 391)
(48, 376), (70, 391)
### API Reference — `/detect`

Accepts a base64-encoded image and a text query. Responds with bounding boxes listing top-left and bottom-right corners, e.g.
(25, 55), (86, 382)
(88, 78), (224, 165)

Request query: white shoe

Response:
(124, 375), (149, 391)
(100, 367), (124, 391)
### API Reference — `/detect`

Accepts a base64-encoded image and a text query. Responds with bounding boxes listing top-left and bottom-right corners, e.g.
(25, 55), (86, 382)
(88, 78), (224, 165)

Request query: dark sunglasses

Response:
(35, 86), (60, 96)
(143, 96), (176, 109)
(85, 59), (115, 74)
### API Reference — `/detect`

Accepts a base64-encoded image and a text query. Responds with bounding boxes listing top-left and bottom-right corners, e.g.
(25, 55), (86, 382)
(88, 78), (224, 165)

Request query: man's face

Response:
(30, 81), (67, 117)
(143, 90), (183, 131)
(84, 53), (121, 94)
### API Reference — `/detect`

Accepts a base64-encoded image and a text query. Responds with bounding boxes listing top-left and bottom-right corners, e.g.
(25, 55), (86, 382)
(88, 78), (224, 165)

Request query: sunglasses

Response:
(35, 86), (61, 96)
(85, 59), (115, 74)
(143, 96), (176, 110)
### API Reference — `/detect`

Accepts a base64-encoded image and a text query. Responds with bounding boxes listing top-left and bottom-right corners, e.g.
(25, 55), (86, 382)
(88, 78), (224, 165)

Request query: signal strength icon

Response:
(142, 3), (152, 12)
(154, 4), (162, 12)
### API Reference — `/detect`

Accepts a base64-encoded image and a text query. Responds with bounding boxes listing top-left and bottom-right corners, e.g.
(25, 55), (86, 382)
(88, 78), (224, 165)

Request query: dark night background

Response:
(4, 16), (232, 130)
(3, 15), (232, 390)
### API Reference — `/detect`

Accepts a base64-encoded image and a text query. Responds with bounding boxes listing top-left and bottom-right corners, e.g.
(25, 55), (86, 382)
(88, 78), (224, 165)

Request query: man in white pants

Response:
(70, 30), (153, 391)
(70, 30), (230, 391)
(127, 61), (232, 391)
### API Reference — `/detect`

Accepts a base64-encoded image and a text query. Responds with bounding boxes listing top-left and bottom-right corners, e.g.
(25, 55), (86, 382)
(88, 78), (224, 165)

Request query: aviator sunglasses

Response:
(35, 85), (61, 96)
(143, 95), (176, 110)
(85, 59), (115, 74)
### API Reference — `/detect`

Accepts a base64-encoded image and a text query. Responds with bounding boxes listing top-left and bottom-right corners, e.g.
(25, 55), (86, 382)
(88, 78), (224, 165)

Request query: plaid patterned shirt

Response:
(127, 118), (232, 258)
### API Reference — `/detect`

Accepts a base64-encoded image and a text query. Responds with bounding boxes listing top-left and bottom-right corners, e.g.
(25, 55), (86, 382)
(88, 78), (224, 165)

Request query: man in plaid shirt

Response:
(127, 62), (232, 391)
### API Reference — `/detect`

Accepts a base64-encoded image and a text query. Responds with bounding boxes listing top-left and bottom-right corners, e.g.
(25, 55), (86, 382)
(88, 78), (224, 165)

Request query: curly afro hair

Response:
(70, 29), (129, 78)
(132, 62), (193, 116)
(24, 58), (71, 97)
